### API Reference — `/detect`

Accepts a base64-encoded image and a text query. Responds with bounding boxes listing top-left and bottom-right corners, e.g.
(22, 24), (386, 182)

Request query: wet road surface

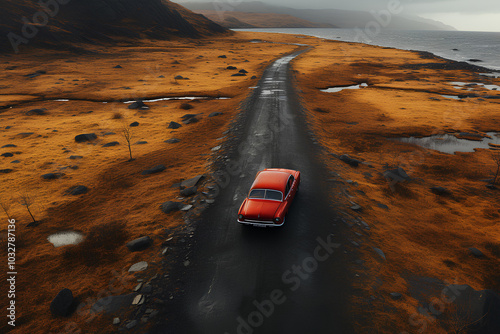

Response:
(150, 47), (354, 334)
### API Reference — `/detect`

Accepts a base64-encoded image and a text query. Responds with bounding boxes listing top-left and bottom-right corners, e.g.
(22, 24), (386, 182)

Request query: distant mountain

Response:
(196, 10), (335, 28)
(180, 1), (456, 31)
(0, 0), (227, 53)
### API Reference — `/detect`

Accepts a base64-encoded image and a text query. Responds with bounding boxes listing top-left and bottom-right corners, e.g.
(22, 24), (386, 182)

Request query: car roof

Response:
(251, 170), (291, 193)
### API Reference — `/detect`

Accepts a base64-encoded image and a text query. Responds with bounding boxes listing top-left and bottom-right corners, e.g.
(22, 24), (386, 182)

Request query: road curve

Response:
(151, 47), (354, 334)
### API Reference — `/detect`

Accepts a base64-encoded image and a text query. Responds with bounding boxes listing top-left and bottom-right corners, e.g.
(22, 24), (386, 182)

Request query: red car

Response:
(237, 168), (300, 227)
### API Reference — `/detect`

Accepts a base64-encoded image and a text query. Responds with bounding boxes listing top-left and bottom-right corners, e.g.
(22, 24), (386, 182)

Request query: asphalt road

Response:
(151, 47), (354, 334)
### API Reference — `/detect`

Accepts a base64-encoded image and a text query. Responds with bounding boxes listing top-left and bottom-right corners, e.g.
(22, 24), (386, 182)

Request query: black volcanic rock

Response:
(75, 133), (97, 143)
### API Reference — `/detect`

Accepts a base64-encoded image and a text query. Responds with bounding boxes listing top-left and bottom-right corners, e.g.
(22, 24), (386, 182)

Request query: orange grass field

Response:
(291, 38), (500, 332)
(0, 31), (499, 333)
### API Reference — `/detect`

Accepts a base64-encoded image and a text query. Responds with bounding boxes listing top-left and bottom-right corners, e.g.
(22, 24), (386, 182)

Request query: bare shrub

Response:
(112, 112), (123, 120)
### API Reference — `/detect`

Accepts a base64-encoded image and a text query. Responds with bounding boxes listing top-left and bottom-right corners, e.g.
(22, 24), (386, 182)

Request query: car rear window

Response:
(249, 189), (283, 201)
(249, 189), (265, 199)
(265, 190), (283, 201)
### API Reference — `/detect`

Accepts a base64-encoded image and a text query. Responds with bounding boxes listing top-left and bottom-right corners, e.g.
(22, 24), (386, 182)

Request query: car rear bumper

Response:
(237, 219), (284, 227)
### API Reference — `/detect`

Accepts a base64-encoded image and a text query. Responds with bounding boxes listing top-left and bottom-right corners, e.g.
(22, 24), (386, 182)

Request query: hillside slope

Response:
(197, 10), (335, 28)
(0, 0), (227, 53)
(181, 1), (456, 31)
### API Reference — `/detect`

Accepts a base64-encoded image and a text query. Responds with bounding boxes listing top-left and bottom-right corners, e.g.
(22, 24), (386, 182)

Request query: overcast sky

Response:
(182, 0), (500, 31)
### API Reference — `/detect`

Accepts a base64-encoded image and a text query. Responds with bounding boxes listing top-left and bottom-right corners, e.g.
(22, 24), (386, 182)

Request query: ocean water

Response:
(235, 28), (500, 72)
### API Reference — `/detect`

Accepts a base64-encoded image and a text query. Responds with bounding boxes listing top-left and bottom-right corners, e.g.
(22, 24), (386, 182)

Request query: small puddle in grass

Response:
(397, 132), (500, 154)
(321, 83), (368, 93)
(450, 82), (500, 91)
(48, 231), (84, 247)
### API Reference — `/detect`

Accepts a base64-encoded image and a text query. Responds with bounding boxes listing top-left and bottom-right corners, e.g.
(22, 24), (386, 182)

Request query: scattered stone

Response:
(17, 132), (34, 137)
(209, 112), (223, 117)
(1, 153), (14, 157)
(174, 75), (184, 80)
(103, 132), (116, 136)
(75, 133), (97, 143)
(128, 101), (149, 110)
(66, 185), (88, 195)
(42, 173), (65, 180)
(239, 69), (248, 73)
(128, 261), (148, 272)
(142, 165), (166, 175)
(227, 66), (237, 70)
(0, 169), (13, 173)
(50, 288), (75, 317)
(1, 144), (16, 148)
(431, 186), (451, 196)
(218, 55), (227, 58)
(161, 201), (182, 214)
(486, 184), (498, 190)
(468, 59), (483, 62)
(251, 76), (257, 79)
(26, 108), (47, 115)
(181, 204), (193, 211)
(232, 73), (246, 77)
(91, 293), (137, 314)
(168, 121), (182, 129)
(126, 236), (153, 252)
(339, 154), (360, 167)
(11, 160), (20, 164)
(383, 167), (410, 182)
(468, 247), (484, 258)
(165, 138), (180, 144)
(181, 175), (204, 188)
(373, 247), (386, 261)
(102, 141), (119, 147)
(125, 320), (138, 329)
(180, 186), (197, 197)
(376, 203), (389, 210)
(113, 317), (120, 325)
(390, 292), (402, 300)
(132, 294), (145, 305)
(129, 121), (140, 127)
(135, 141), (148, 145)
(69, 155), (83, 160)
(211, 145), (222, 152)
(350, 204), (362, 211)
(25, 70), (46, 78)
(172, 60), (181, 64)
(114, 65), (123, 68)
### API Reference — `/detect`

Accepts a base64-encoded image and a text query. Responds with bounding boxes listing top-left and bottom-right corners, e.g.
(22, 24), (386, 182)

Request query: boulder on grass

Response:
(161, 201), (182, 214)
(50, 288), (75, 317)
(75, 133), (97, 143)
(141, 165), (166, 175)
(126, 236), (153, 252)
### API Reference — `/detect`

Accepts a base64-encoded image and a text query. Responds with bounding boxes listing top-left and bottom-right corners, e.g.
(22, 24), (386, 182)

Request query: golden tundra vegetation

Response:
(0, 31), (499, 333)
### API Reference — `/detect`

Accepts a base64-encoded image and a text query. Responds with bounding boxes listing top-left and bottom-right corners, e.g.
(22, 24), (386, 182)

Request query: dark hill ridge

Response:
(0, 0), (227, 53)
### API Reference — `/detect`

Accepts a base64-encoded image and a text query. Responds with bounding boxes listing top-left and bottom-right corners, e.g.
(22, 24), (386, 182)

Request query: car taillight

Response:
(238, 214), (244, 220)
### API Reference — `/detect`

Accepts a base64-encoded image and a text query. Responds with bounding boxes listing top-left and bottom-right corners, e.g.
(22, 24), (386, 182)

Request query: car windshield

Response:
(249, 189), (283, 201)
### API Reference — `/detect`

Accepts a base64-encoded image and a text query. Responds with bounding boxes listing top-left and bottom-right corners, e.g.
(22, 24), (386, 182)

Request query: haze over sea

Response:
(235, 28), (500, 72)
